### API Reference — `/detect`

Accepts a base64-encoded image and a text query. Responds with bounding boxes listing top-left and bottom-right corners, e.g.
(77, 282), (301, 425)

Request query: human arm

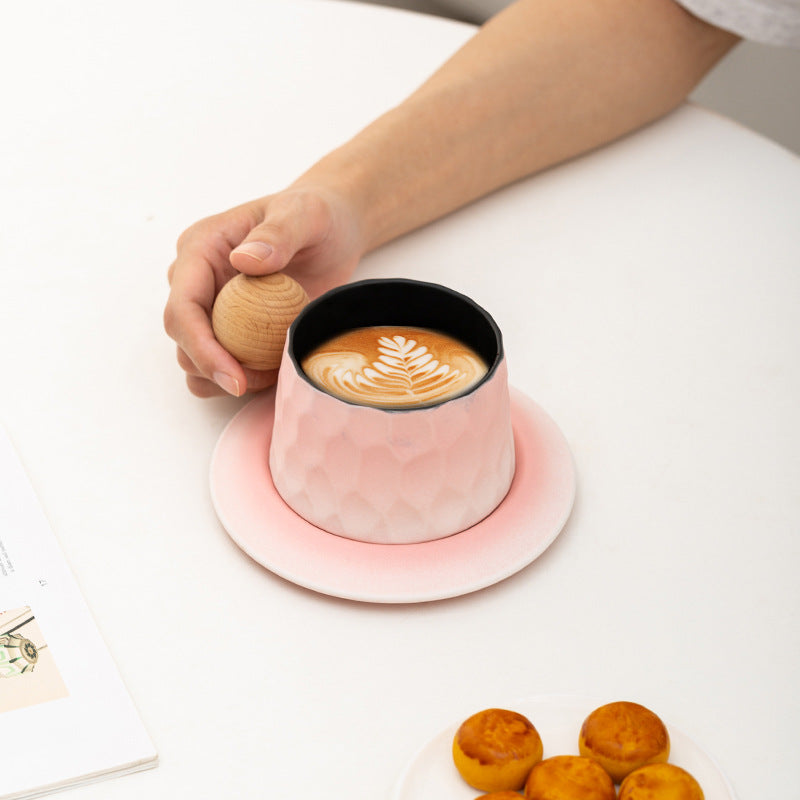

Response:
(296, 0), (738, 250)
(164, 0), (738, 397)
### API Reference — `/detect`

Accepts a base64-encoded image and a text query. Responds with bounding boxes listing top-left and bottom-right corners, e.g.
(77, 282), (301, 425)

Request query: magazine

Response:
(0, 426), (157, 799)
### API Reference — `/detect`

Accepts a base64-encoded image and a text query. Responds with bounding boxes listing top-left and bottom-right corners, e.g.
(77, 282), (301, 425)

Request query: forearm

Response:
(292, 0), (738, 252)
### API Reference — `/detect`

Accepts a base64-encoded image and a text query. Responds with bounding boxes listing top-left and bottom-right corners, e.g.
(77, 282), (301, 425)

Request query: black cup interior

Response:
(289, 278), (503, 395)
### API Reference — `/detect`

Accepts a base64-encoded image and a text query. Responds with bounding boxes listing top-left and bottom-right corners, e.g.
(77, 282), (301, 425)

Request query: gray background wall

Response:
(356, 0), (800, 155)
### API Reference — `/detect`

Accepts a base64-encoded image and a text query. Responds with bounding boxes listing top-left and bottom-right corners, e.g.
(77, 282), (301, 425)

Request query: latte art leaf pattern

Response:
(301, 327), (488, 407)
(360, 335), (464, 396)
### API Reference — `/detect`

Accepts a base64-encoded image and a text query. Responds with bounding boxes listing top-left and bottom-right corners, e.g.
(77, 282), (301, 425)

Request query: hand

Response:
(164, 186), (364, 397)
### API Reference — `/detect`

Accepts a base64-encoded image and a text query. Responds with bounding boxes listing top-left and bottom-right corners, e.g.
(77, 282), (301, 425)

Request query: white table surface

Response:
(2, 1), (798, 797)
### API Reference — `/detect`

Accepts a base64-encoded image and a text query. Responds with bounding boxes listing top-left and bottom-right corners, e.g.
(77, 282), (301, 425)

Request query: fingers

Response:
(165, 239), (243, 395)
(164, 294), (246, 397)
(165, 190), (356, 398)
(165, 208), (258, 396)
(229, 191), (332, 275)
(186, 374), (228, 399)
(176, 345), (279, 398)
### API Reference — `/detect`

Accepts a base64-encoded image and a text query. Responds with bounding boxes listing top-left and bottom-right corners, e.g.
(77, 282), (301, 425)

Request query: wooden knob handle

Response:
(211, 273), (309, 370)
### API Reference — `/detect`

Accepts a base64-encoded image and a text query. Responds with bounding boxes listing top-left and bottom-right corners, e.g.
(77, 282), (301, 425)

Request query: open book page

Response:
(0, 426), (157, 800)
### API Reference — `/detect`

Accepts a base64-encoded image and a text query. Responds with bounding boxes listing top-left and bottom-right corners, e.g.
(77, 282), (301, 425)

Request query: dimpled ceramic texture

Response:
(269, 346), (515, 544)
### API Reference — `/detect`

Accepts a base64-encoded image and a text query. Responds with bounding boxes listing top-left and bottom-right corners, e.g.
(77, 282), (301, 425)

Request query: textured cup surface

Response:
(268, 279), (515, 544)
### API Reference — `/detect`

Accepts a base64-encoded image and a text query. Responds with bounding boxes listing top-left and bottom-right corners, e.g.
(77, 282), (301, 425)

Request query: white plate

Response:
(392, 695), (737, 799)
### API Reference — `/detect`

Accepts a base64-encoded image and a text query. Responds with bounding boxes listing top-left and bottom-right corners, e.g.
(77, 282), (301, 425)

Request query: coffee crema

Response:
(300, 325), (488, 408)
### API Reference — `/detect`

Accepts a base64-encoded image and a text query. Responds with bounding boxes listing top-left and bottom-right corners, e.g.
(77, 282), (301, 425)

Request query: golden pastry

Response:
(453, 708), (544, 792)
(618, 762), (704, 799)
(579, 701), (670, 783)
(524, 754), (616, 800)
(474, 793), (524, 799)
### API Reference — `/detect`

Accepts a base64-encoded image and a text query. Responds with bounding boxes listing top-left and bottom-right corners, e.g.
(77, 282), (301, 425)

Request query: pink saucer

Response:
(210, 387), (575, 603)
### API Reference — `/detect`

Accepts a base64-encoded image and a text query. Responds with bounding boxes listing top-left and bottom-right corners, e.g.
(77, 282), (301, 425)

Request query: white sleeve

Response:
(676, 0), (800, 45)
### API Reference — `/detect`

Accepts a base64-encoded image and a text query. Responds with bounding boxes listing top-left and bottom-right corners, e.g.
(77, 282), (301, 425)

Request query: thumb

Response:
(229, 193), (331, 275)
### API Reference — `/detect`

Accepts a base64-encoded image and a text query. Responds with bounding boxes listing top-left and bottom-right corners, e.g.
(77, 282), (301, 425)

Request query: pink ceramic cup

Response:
(268, 278), (515, 544)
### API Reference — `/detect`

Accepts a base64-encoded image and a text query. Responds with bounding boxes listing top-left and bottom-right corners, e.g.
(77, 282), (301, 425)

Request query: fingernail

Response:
(214, 371), (241, 397)
(231, 241), (273, 262)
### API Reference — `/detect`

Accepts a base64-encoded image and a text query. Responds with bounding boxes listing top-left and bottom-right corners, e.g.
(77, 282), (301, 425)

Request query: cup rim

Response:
(286, 277), (504, 411)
